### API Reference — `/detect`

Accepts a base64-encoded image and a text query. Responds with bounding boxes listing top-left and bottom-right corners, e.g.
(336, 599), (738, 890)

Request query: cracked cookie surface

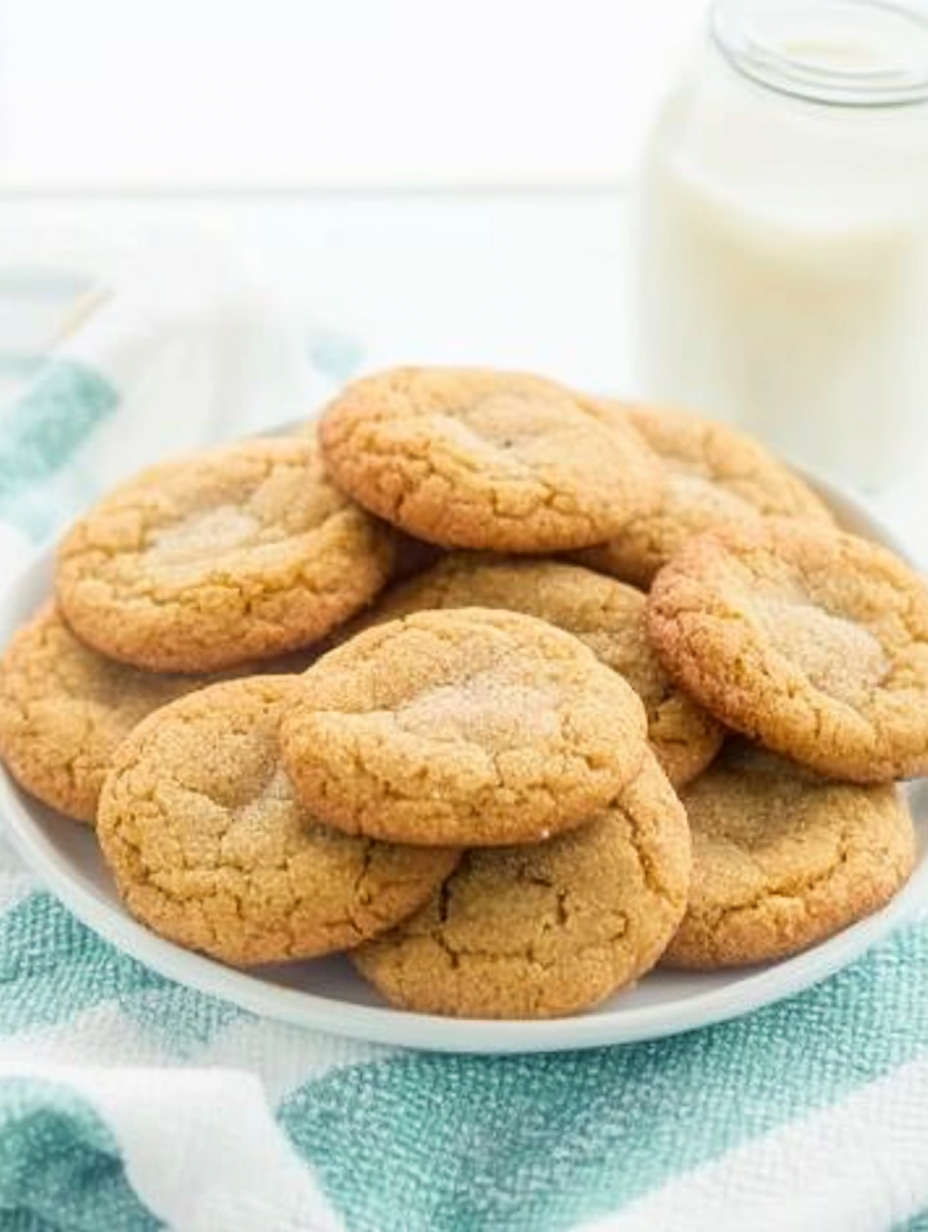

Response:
(318, 367), (662, 552)
(0, 604), (223, 823)
(663, 742), (915, 968)
(352, 749), (691, 1018)
(97, 676), (458, 966)
(281, 607), (649, 846)
(56, 437), (394, 672)
(577, 403), (834, 587)
(353, 555), (722, 787)
(647, 519), (928, 782)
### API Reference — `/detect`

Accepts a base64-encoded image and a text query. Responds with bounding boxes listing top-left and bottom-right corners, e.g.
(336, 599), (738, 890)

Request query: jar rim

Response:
(711, 0), (928, 107)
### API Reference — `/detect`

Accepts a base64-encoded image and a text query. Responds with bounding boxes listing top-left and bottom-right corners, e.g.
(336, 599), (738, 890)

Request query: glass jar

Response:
(634, 0), (928, 494)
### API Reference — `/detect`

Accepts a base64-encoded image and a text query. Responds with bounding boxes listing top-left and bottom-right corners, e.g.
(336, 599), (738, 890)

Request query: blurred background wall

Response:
(0, 0), (704, 192)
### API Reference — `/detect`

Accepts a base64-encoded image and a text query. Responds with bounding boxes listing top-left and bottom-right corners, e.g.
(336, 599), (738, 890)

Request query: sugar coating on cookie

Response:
(355, 555), (722, 787)
(56, 437), (394, 672)
(577, 403), (834, 588)
(281, 607), (650, 846)
(352, 749), (691, 1019)
(0, 604), (227, 823)
(97, 677), (458, 966)
(663, 743), (916, 969)
(318, 367), (662, 553)
(647, 519), (928, 782)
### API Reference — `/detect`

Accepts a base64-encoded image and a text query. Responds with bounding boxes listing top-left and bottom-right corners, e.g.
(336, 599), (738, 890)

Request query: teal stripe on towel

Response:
(0, 359), (118, 505)
(0, 893), (243, 1052)
(0, 1078), (162, 1231)
(280, 923), (928, 1232)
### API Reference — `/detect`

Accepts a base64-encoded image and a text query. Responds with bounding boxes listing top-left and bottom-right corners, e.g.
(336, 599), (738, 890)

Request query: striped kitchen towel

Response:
(0, 238), (927, 1232)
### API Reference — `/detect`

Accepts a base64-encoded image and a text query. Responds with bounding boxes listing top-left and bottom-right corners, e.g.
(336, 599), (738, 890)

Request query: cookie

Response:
(318, 367), (662, 553)
(352, 749), (691, 1018)
(0, 604), (212, 823)
(56, 437), (394, 672)
(354, 555), (722, 787)
(281, 607), (649, 846)
(663, 743), (916, 968)
(97, 677), (458, 966)
(576, 403), (834, 588)
(647, 519), (928, 781)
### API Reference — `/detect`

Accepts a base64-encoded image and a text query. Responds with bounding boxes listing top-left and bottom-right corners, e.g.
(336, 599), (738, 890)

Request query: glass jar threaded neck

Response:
(711, 0), (928, 106)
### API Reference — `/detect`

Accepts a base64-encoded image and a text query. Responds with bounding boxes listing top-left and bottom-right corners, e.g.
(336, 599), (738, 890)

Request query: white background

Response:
(0, 0), (711, 415)
(0, 0), (707, 189)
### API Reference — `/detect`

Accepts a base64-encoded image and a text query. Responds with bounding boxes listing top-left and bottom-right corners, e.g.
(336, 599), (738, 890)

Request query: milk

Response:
(635, 0), (928, 492)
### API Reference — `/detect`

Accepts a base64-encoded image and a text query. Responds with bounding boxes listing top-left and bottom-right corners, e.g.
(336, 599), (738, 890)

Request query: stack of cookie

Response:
(0, 367), (925, 1021)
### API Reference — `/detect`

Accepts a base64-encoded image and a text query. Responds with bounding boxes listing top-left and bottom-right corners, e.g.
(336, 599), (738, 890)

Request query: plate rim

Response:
(1, 465), (925, 1054)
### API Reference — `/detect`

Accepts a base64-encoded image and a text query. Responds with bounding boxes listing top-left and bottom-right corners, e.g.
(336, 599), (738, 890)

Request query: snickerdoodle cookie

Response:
(356, 555), (722, 787)
(56, 437), (394, 672)
(352, 749), (691, 1018)
(97, 677), (458, 966)
(577, 403), (833, 587)
(281, 608), (649, 846)
(318, 367), (662, 552)
(647, 520), (928, 782)
(663, 743), (915, 968)
(0, 604), (222, 823)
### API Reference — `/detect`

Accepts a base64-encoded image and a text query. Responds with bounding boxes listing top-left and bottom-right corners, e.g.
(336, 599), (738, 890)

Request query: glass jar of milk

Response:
(635, 0), (928, 493)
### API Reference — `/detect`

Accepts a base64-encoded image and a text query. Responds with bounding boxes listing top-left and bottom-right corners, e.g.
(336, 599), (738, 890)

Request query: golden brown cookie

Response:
(352, 749), (691, 1018)
(0, 605), (328, 825)
(0, 605), (198, 822)
(97, 677), (458, 966)
(354, 555), (722, 787)
(0, 606), (329, 825)
(0, 604), (230, 823)
(647, 520), (928, 782)
(318, 367), (662, 553)
(663, 743), (916, 969)
(56, 437), (394, 672)
(576, 403), (834, 588)
(281, 607), (649, 846)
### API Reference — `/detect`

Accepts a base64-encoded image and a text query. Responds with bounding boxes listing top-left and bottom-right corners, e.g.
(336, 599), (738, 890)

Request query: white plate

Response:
(1, 475), (926, 1054)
